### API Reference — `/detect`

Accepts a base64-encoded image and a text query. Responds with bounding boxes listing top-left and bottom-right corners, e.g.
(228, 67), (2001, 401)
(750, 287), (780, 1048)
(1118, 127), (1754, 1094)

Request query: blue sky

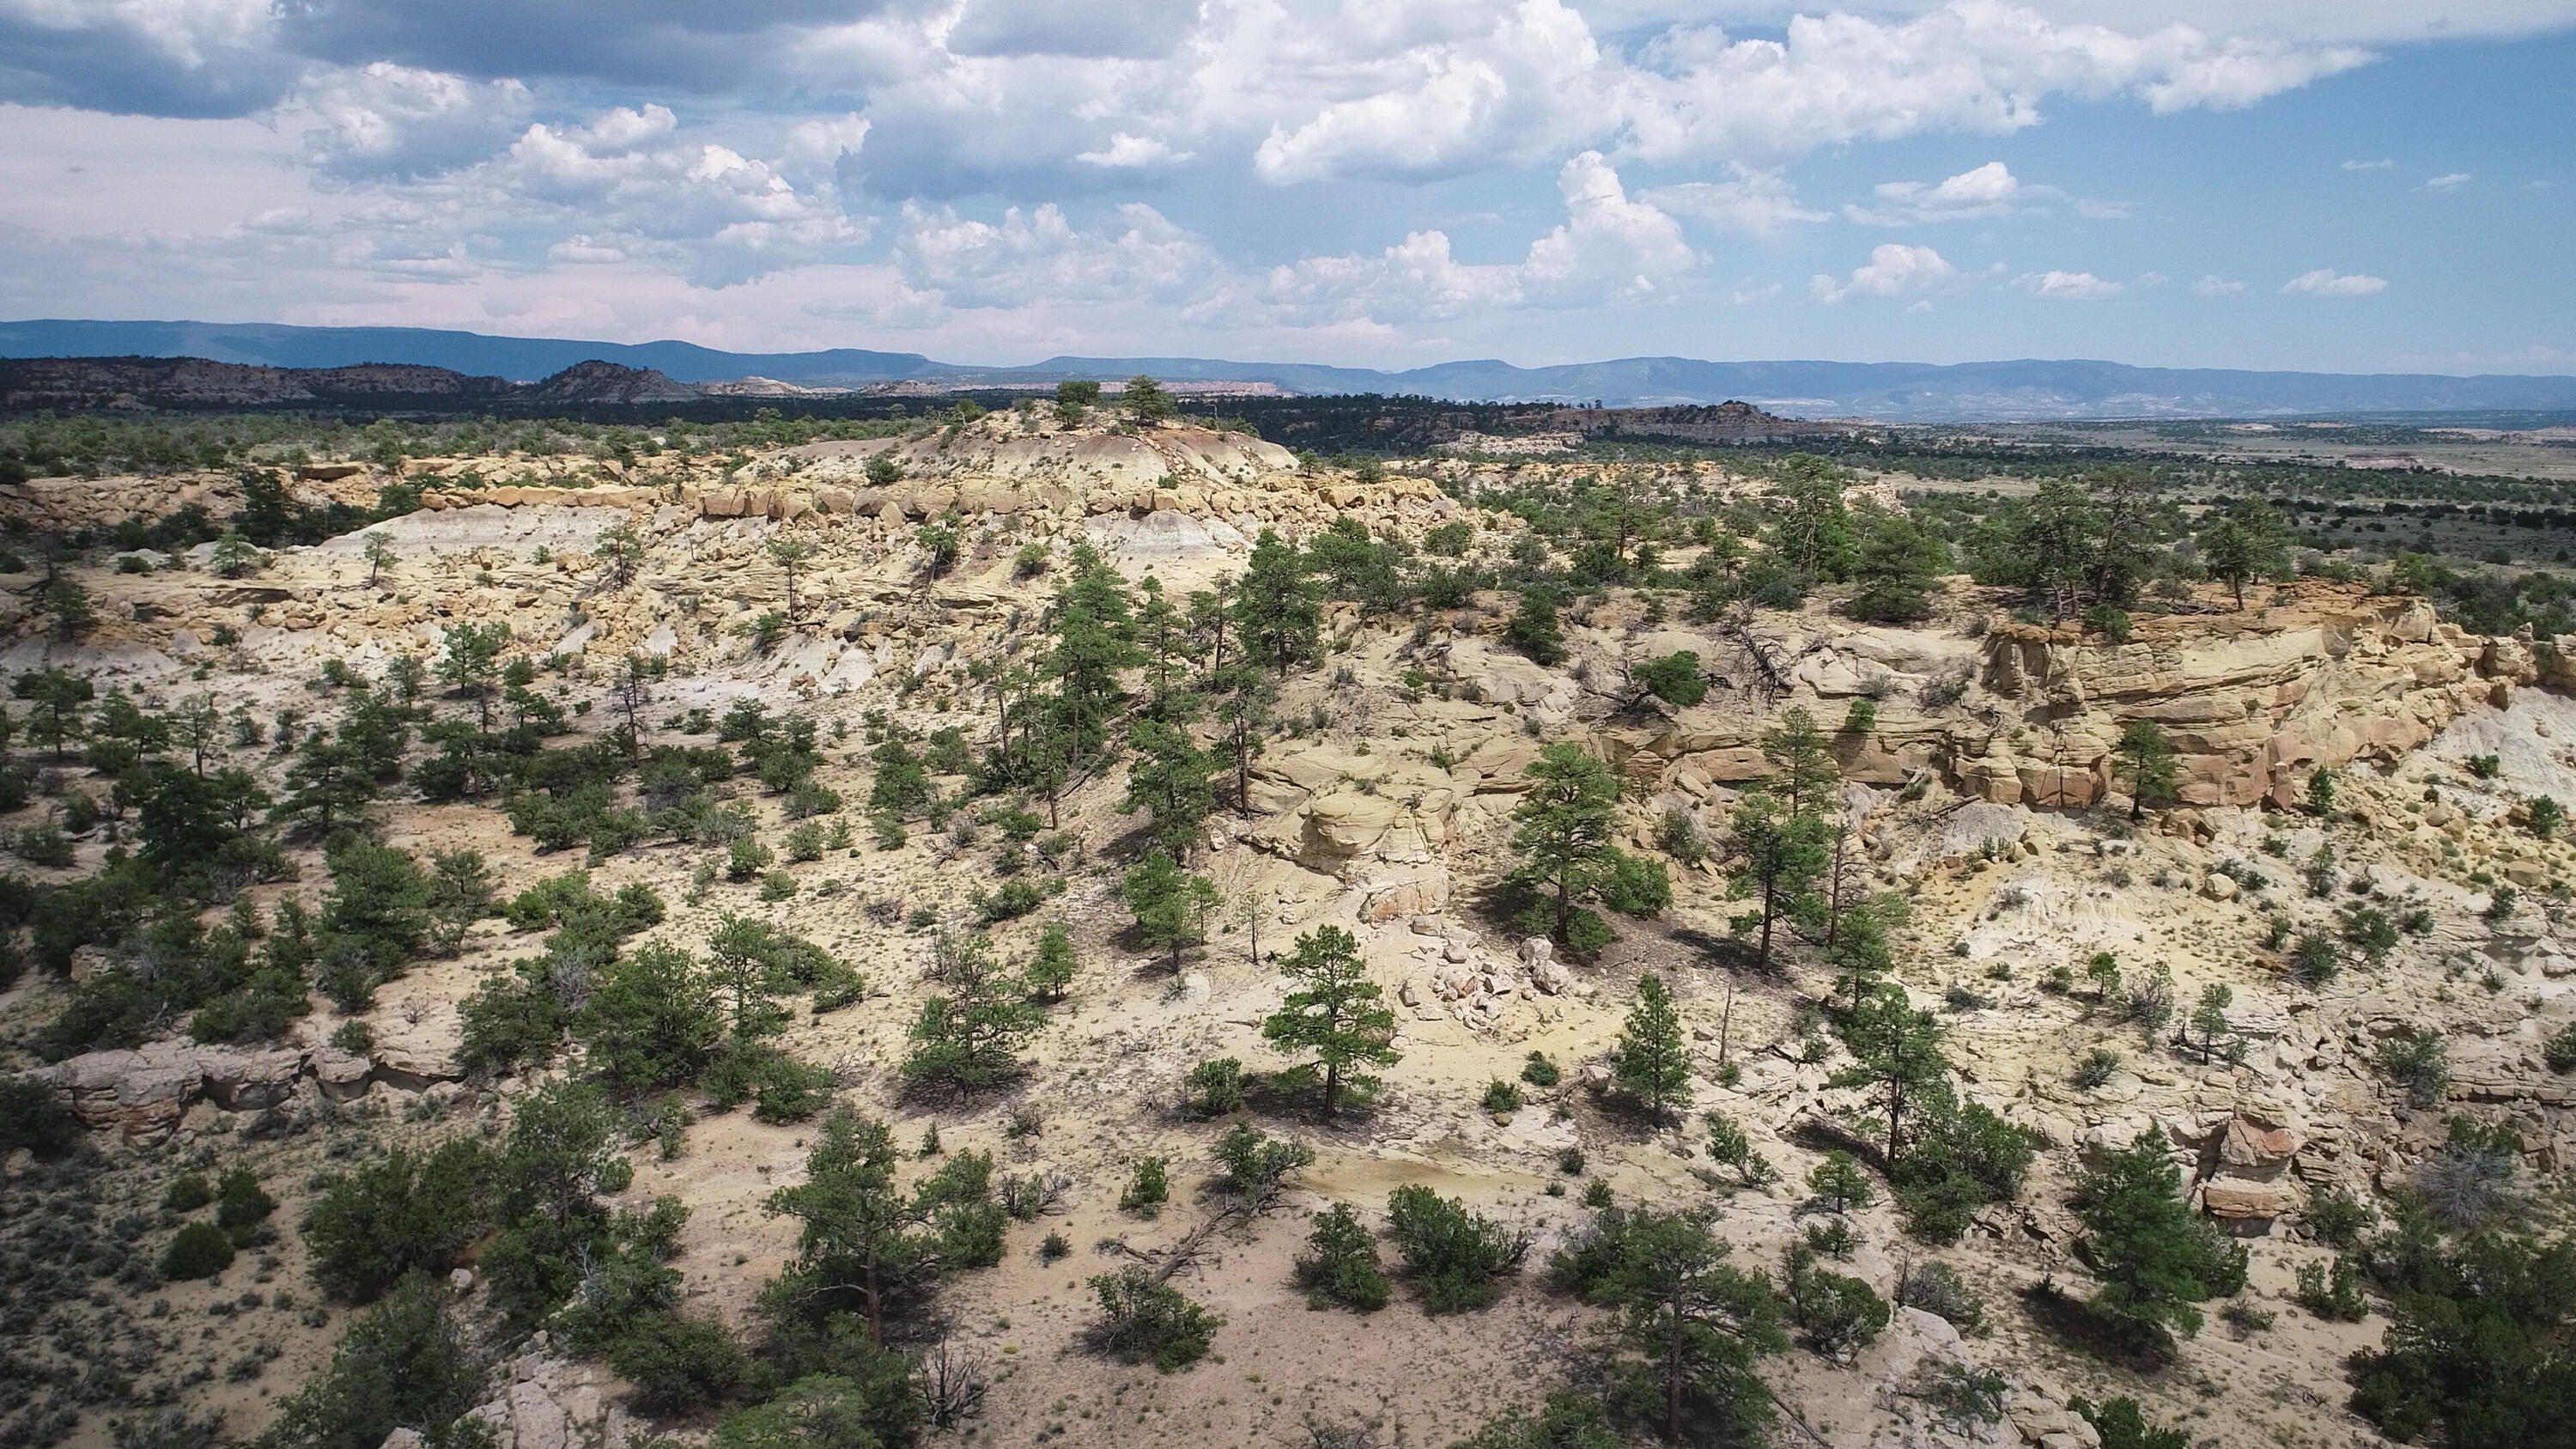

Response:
(0, 0), (2568, 374)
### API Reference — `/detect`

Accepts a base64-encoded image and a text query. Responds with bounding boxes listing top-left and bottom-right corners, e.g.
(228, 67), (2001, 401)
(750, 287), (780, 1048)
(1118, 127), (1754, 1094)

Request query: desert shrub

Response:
(2412, 1117), (2524, 1230)
(1212, 1121), (1313, 1202)
(160, 1222), (235, 1281)
(2306, 1184), (2376, 1249)
(1385, 1184), (1528, 1313)
(1519, 1051), (1560, 1087)
(1088, 1267), (1219, 1371)
(2070, 1397), (2189, 1449)
(2376, 1029), (2450, 1108)
(1448, 1395), (1620, 1449)
(164, 1172), (215, 1212)
(1784, 1249), (1890, 1361)
(1179, 1056), (1246, 1117)
(699, 1039), (835, 1123)
(1481, 1080), (1524, 1113)
(215, 1167), (276, 1245)
(608, 1312), (750, 1416)
(2071, 1049), (2121, 1088)
(2290, 931), (2342, 987)
(1119, 1157), (1169, 1216)
(1294, 1202), (1391, 1312)
(2294, 1257), (2367, 1321)
(2546, 1023), (2576, 1074)
(1894, 1261), (1986, 1333)
(0, 1077), (82, 1158)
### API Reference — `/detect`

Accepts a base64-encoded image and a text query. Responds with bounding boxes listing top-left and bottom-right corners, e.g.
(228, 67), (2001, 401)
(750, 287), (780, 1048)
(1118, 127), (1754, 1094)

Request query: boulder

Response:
(201, 1048), (307, 1111)
(309, 1046), (374, 1101)
(1358, 868), (1450, 922)
(1299, 792), (1400, 870)
(2200, 1179), (2295, 1228)
(2216, 1116), (2300, 1179)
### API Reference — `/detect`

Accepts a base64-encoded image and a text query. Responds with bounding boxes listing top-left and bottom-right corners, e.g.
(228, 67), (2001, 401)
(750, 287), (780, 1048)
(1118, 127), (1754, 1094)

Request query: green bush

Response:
(1481, 1080), (1523, 1114)
(1212, 1121), (1313, 1202)
(1519, 1052), (1560, 1087)
(302, 1140), (495, 1303)
(609, 1312), (750, 1416)
(1119, 1157), (1169, 1216)
(1633, 651), (1705, 707)
(2293, 1257), (2367, 1321)
(161, 1222), (236, 1281)
(1089, 1266), (1220, 1371)
(164, 1172), (215, 1212)
(258, 1274), (485, 1449)
(1786, 1250), (1891, 1361)
(1179, 1056), (1246, 1117)
(1385, 1184), (1528, 1313)
(2545, 1022), (2576, 1074)
(2070, 1397), (2189, 1449)
(215, 1166), (276, 1244)
(1294, 1202), (1390, 1312)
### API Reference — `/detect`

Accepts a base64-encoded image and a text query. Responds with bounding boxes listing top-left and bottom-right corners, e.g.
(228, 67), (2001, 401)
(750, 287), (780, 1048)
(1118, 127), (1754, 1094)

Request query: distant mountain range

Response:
(6, 318), (2575, 423)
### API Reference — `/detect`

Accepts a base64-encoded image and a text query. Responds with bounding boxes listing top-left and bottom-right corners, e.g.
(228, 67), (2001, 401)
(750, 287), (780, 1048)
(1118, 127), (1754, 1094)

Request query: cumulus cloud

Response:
(2191, 274), (2246, 295)
(1643, 165), (1827, 237)
(894, 201), (1220, 309)
(1846, 161), (2026, 224)
(284, 63), (532, 179)
(2281, 267), (2386, 295)
(2018, 268), (2122, 298)
(2423, 171), (2470, 189)
(1812, 243), (1953, 302)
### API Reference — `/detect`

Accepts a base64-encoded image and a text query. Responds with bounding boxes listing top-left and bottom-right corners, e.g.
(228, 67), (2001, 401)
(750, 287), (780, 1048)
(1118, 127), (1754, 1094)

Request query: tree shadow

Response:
(2014, 1280), (2175, 1375)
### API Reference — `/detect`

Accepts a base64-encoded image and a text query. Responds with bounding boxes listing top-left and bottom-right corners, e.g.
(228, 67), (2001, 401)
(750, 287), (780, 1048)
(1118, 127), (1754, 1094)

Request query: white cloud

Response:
(1812, 243), (1953, 302)
(1846, 160), (2026, 224)
(895, 201), (1220, 309)
(2073, 197), (2132, 218)
(2423, 171), (2471, 189)
(2341, 157), (2395, 169)
(283, 63), (532, 180)
(2018, 268), (2122, 298)
(1640, 163), (1825, 237)
(2191, 274), (2245, 295)
(1263, 151), (1699, 320)
(1075, 132), (1194, 167)
(2281, 267), (2386, 295)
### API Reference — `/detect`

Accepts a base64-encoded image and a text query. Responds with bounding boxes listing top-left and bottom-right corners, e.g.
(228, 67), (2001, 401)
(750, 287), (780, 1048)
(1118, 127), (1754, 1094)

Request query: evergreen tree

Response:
(1726, 787), (1828, 971)
(424, 849), (495, 955)
(1047, 544), (1141, 764)
(1505, 588), (1566, 665)
(610, 653), (654, 757)
(1261, 924), (1400, 1117)
(707, 913), (790, 1037)
(576, 941), (722, 1095)
(867, 736), (931, 819)
(1123, 849), (1219, 971)
(2188, 983), (2233, 1063)
(1123, 374), (1176, 421)
(1134, 576), (1194, 721)
(363, 530), (394, 587)
(767, 536), (817, 617)
(1809, 1153), (1875, 1214)
(1567, 1205), (1787, 1445)
(1026, 921), (1078, 1002)
(1235, 530), (1320, 675)
(1509, 741), (1623, 945)
(1119, 717), (1217, 860)
(1759, 705), (1840, 819)
(1847, 510), (1947, 623)
(1613, 974), (1693, 1120)
(899, 933), (1040, 1100)
(12, 667), (93, 761)
(435, 621), (511, 729)
(1826, 986), (1948, 1166)
(2014, 480), (2102, 623)
(2196, 498), (2289, 609)
(1770, 454), (1857, 583)
(2073, 1133), (2249, 1351)
(2082, 466), (2162, 608)
(2113, 719), (2180, 821)
(762, 1107), (928, 1347)
(275, 730), (378, 838)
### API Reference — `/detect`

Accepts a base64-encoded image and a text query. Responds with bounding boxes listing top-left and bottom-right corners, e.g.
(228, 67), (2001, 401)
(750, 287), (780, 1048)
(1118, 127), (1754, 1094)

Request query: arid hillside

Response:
(5, 400), (2575, 1449)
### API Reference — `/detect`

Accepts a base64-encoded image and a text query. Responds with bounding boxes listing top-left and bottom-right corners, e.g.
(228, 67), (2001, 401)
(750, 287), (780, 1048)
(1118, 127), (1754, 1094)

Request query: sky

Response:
(0, 0), (2570, 374)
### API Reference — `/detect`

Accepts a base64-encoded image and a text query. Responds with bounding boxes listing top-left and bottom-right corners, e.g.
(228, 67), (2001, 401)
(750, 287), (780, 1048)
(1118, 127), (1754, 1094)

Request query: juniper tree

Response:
(1261, 924), (1399, 1117)
(1026, 921), (1078, 1002)
(1847, 510), (1947, 624)
(1505, 588), (1566, 665)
